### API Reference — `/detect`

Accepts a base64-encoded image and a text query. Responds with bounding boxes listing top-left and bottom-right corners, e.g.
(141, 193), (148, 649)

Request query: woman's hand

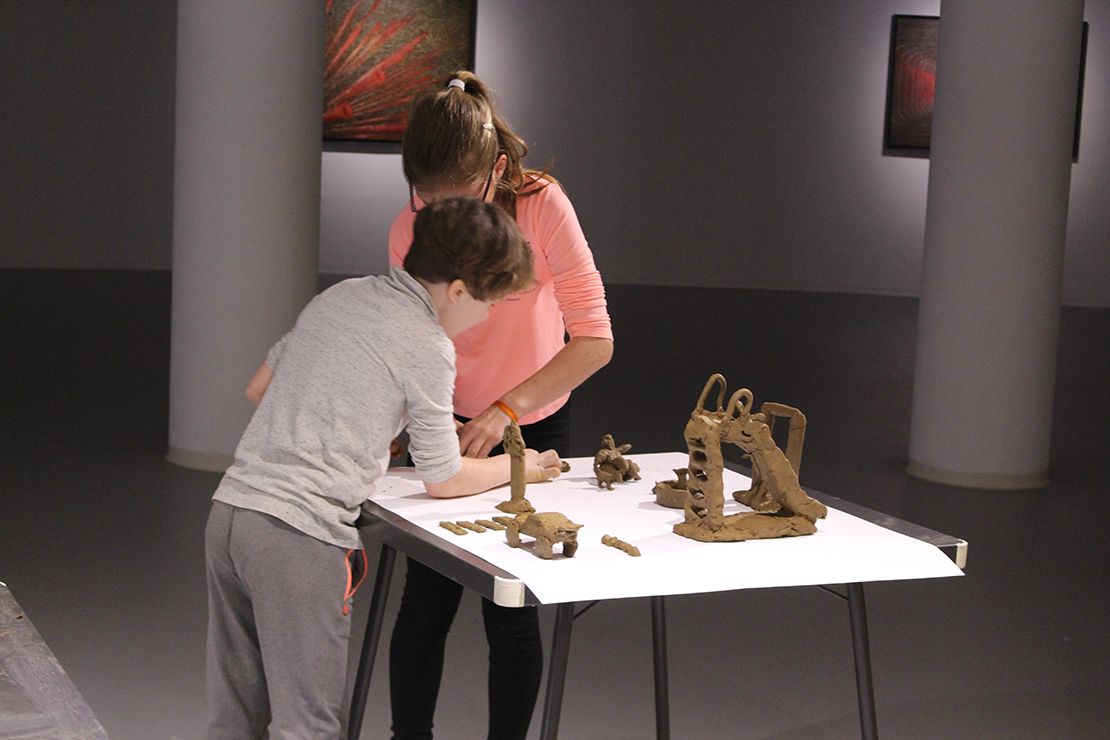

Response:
(525, 448), (564, 483)
(458, 404), (514, 458)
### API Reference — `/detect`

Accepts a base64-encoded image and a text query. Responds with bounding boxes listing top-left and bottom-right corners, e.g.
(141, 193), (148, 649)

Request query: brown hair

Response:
(404, 197), (533, 301)
(402, 70), (553, 218)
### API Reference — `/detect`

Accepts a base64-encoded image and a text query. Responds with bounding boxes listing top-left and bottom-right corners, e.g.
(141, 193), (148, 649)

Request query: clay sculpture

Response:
(724, 402), (826, 521)
(593, 434), (641, 490)
(456, 520), (487, 533)
(495, 419), (535, 514)
(672, 374), (827, 542)
(601, 534), (641, 557)
(475, 519), (506, 531)
(506, 512), (583, 559)
(439, 521), (468, 536)
(732, 402), (808, 512)
(652, 467), (690, 509)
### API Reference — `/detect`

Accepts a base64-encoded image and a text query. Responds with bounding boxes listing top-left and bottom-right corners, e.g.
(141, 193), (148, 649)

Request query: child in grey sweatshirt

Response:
(204, 197), (563, 739)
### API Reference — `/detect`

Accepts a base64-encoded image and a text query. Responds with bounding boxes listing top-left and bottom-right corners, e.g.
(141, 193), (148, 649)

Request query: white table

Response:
(349, 453), (967, 739)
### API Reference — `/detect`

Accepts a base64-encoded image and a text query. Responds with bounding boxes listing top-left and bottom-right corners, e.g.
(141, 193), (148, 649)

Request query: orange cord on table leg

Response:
(342, 548), (369, 615)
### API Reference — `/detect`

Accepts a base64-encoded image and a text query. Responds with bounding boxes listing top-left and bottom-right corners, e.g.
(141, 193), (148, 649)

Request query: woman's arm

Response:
(458, 183), (614, 458)
(457, 336), (612, 458)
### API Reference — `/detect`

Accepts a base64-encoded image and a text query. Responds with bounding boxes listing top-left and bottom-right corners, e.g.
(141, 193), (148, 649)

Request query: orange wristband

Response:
(493, 400), (518, 423)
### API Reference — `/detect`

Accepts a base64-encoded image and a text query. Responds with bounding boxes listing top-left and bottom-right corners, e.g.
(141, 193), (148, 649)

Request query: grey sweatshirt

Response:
(213, 268), (462, 549)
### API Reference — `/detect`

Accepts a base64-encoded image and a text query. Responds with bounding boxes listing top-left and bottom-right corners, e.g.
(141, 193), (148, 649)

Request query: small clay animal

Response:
(506, 512), (583, 559)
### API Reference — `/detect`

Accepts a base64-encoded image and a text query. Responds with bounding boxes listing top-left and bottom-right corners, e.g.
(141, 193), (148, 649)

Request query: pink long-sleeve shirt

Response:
(389, 179), (612, 425)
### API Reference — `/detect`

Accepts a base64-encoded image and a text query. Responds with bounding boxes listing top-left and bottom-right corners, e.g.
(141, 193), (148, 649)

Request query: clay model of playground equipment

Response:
(732, 401), (809, 513)
(496, 419), (535, 514)
(652, 468), (690, 509)
(672, 374), (828, 542)
(506, 513), (583, 559)
(593, 434), (642, 489)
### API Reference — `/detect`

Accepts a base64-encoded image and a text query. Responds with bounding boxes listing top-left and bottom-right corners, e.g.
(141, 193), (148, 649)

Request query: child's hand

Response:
(525, 448), (563, 483)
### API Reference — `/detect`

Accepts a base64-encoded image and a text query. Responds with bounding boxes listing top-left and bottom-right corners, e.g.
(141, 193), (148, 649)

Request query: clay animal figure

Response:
(593, 434), (641, 490)
(506, 512), (583, 559)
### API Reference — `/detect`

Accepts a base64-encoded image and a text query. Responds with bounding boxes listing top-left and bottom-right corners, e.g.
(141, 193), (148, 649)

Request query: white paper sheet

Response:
(371, 452), (963, 604)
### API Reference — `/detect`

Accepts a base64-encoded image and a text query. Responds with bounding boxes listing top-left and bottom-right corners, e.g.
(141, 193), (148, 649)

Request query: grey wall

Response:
(0, 1), (178, 270)
(2, 1), (1108, 306)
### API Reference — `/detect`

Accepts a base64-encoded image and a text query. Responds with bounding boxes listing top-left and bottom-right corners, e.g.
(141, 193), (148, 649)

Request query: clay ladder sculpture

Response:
(673, 374), (827, 542)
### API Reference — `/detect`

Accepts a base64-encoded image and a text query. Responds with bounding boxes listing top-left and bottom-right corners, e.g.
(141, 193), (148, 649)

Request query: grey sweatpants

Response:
(205, 501), (364, 740)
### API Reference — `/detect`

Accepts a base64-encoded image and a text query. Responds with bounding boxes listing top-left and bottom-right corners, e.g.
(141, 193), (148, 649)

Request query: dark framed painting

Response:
(883, 15), (1088, 161)
(324, 0), (477, 146)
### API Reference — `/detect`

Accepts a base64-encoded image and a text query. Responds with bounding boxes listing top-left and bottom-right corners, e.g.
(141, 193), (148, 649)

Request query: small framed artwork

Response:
(324, 0), (477, 146)
(883, 15), (1088, 161)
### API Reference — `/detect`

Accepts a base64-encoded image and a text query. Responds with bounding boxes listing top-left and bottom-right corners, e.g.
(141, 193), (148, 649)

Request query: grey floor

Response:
(1, 269), (1107, 739)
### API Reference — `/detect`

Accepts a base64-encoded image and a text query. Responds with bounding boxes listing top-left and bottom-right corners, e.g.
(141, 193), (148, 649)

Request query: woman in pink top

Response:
(388, 71), (613, 740)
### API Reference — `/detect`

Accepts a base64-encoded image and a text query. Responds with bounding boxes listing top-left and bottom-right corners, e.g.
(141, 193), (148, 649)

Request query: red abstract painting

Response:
(883, 15), (1087, 160)
(885, 15), (937, 151)
(324, 0), (476, 142)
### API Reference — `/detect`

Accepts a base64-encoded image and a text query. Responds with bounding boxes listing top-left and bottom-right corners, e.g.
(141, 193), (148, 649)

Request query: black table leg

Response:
(651, 595), (671, 740)
(847, 583), (878, 740)
(347, 544), (397, 740)
(539, 602), (575, 740)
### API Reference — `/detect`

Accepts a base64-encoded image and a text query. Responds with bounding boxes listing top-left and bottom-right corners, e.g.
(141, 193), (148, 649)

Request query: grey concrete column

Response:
(168, 1), (322, 471)
(908, 0), (1085, 489)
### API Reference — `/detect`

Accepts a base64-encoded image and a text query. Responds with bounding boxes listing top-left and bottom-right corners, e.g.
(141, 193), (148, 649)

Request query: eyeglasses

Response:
(409, 160), (497, 213)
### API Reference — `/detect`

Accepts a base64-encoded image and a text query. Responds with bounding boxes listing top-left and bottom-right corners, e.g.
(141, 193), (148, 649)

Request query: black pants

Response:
(389, 404), (570, 740)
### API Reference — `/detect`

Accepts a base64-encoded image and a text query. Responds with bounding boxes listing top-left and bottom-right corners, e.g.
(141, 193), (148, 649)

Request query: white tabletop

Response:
(370, 452), (964, 606)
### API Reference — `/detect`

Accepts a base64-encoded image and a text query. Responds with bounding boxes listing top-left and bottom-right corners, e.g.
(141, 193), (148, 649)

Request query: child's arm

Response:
(245, 333), (291, 406)
(245, 362), (273, 407)
(424, 449), (562, 499)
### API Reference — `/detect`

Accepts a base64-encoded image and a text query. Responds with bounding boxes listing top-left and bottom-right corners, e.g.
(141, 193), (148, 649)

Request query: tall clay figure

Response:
(496, 419), (535, 514)
(388, 71), (613, 740)
(504, 419), (526, 496)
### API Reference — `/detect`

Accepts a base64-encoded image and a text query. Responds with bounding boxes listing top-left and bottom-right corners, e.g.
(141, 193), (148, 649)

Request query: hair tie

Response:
(493, 400), (518, 423)
(447, 79), (466, 90)
(482, 122), (495, 132)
